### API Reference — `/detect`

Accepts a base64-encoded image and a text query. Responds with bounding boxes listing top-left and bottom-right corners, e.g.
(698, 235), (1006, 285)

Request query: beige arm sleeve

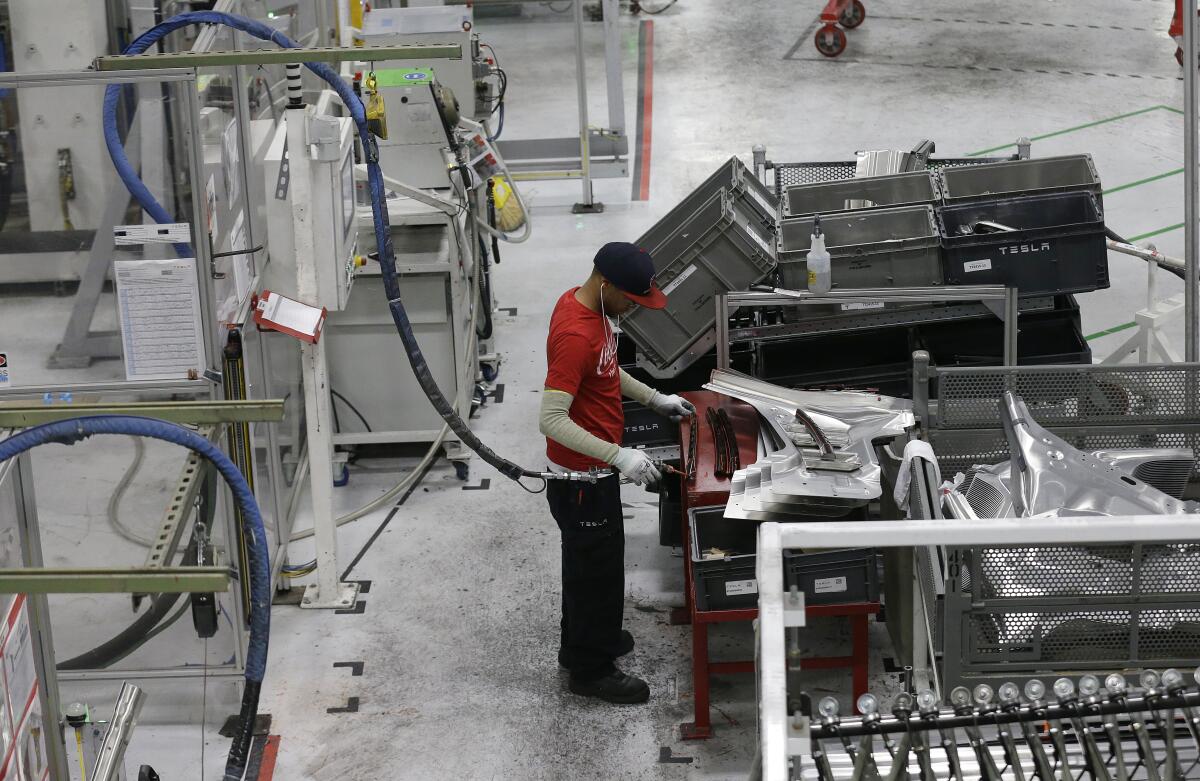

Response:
(539, 389), (621, 464)
(618, 369), (658, 406)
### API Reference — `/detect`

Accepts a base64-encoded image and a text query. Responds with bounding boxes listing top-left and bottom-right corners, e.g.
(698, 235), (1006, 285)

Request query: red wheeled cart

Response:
(814, 0), (866, 57)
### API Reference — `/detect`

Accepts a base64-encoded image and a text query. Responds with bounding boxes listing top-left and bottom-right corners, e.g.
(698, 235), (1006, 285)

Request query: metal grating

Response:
(977, 546), (1135, 598)
(966, 608), (1200, 666)
(772, 157), (1008, 198)
(935, 365), (1200, 430)
(1141, 544), (1200, 592)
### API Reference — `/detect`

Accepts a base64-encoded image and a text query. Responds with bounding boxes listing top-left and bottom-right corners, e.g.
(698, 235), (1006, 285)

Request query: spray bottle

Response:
(807, 215), (831, 294)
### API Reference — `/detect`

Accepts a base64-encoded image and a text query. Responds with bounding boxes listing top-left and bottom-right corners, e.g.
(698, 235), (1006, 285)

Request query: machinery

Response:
(0, 1), (537, 774)
(355, 5), (490, 120)
(261, 112), (360, 311)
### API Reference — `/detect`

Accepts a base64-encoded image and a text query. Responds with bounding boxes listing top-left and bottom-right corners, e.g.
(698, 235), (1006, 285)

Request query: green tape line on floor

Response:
(1127, 223), (1185, 243)
(968, 105), (1177, 157)
(1103, 167), (1184, 196)
(1086, 321), (1137, 341)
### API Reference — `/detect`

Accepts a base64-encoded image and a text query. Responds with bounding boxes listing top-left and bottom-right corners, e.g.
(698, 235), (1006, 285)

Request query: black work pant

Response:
(546, 474), (625, 682)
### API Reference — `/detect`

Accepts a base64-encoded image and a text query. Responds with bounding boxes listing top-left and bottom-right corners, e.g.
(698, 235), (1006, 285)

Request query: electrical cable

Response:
(330, 388), (372, 432)
(0, 414), (270, 781)
(102, 11), (545, 494)
(105, 436), (155, 548)
(636, 0), (680, 14)
(288, 150), (493, 545)
(58, 534), (201, 671)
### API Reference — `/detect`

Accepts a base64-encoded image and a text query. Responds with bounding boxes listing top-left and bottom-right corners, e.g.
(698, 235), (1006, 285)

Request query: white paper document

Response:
(114, 258), (207, 380)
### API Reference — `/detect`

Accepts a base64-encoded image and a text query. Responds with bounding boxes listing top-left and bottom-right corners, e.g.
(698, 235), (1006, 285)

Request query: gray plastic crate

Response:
(783, 171), (938, 218)
(622, 188), (777, 375)
(639, 155), (778, 257)
(938, 154), (1102, 205)
(777, 205), (942, 290)
(784, 548), (879, 606)
(689, 506), (760, 612)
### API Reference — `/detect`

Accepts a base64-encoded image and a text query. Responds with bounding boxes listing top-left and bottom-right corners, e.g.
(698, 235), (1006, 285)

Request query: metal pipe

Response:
(91, 682), (146, 781)
(1186, 0), (1198, 361)
(1107, 238), (1186, 272)
(776, 515), (1200, 550)
(572, 0), (594, 208)
(601, 0), (625, 134)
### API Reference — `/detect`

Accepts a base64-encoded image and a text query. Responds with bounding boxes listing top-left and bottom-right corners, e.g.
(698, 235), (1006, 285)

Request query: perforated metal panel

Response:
(772, 157), (1008, 198)
(936, 364), (1200, 430)
(930, 362), (1200, 689)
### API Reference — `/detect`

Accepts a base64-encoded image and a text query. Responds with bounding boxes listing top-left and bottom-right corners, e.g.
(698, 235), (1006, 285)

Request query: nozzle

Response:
(812, 214), (822, 239)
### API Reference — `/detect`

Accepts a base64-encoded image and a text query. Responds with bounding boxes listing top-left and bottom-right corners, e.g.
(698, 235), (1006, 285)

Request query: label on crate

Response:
(963, 259), (992, 273)
(813, 576), (848, 594)
(725, 579), (758, 597)
(840, 301), (885, 312)
(661, 264), (699, 296)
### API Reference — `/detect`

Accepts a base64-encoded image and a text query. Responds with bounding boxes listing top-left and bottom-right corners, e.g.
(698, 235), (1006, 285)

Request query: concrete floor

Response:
(1, 0), (1197, 777)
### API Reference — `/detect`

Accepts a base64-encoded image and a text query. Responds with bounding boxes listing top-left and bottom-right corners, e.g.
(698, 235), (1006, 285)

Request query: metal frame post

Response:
(758, 513), (1200, 781)
(912, 350), (931, 428)
(572, 0), (602, 213)
(183, 76), (221, 380)
(601, 0), (625, 136)
(1186, 0), (1198, 362)
(285, 76), (358, 610)
(13, 455), (72, 781)
(1003, 286), (1019, 366)
(715, 293), (731, 369)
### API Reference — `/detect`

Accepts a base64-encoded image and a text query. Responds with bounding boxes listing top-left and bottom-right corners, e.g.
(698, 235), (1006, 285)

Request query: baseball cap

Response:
(593, 242), (667, 309)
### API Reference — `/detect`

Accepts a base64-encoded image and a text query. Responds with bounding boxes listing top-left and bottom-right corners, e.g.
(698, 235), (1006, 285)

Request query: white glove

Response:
(610, 447), (662, 488)
(648, 392), (697, 422)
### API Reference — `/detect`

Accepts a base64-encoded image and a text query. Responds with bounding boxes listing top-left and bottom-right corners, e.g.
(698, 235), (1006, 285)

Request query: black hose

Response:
(331, 388), (372, 432)
(1106, 226), (1186, 281)
(476, 237), (494, 341)
(487, 179), (502, 266)
(58, 537), (198, 670)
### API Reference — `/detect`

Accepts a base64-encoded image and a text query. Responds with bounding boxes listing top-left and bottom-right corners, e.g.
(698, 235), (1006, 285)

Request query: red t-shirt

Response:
(544, 288), (623, 470)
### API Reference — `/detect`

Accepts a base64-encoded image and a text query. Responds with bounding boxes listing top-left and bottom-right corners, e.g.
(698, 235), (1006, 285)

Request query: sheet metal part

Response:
(705, 371), (914, 519)
(999, 392), (1197, 517)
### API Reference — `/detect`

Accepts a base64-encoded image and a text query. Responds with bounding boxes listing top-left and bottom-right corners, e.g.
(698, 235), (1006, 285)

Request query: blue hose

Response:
(0, 415), (270, 780)
(103, 10), (535, 483)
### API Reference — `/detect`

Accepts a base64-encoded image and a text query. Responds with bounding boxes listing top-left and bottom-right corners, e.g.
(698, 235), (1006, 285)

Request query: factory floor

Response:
(3, 0), (1197, 778)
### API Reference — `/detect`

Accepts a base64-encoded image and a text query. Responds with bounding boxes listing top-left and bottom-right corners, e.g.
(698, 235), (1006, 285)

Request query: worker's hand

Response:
(611, 447), (663, 489)
(648, 392), (696, 422)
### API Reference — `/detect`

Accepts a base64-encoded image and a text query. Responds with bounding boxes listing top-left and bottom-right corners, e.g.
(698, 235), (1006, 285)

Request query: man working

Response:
(540, 242), (696, 704)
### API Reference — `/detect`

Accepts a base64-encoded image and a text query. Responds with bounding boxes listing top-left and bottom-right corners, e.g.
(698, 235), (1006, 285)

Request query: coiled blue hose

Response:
(0, 415), (268, 780)
(104, 10), (535, 483)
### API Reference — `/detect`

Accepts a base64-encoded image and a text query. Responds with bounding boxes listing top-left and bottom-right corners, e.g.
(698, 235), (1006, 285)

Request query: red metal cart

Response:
(815, 0), (867, 58)
(672, 391), (876, 740)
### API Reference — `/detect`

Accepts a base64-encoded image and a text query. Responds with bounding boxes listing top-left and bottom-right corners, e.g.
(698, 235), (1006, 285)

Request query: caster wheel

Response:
(453, 460), (470, 481)
(1178, 46), (1186, 67)
(814, 25), (847, 58)
(839, 0), (866, 29)
(481, 362), (499, 382)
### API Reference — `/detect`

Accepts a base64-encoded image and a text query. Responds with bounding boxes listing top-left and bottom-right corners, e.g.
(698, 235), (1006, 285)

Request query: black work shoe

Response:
(558, 630), (634, 668)
(568, 670), (650, 704)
